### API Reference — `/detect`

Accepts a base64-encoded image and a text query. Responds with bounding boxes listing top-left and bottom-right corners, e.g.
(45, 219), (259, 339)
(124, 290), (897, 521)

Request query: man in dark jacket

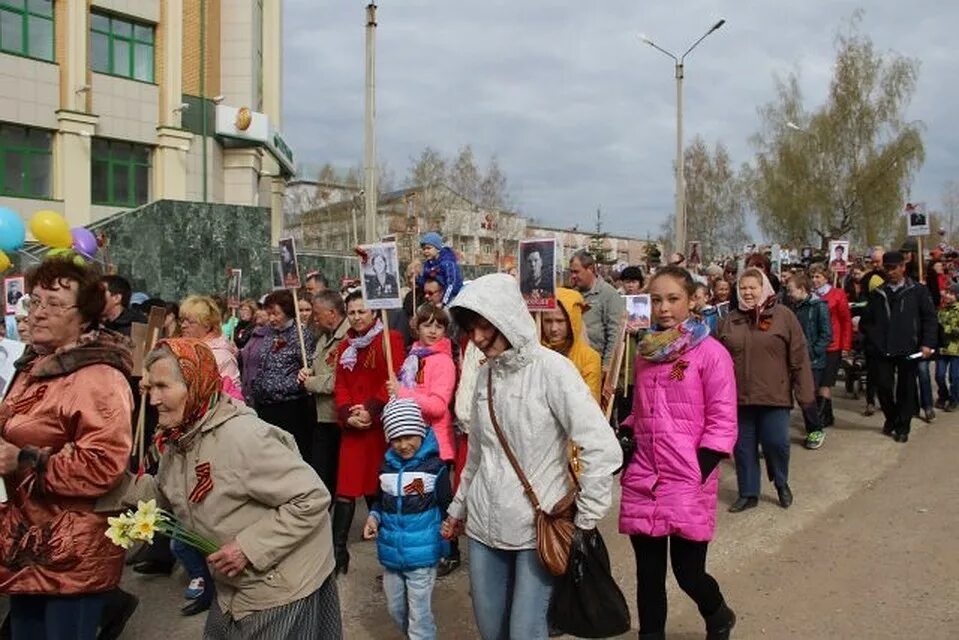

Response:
(860, 251), (938, 442)
(100, 274), (146, 336)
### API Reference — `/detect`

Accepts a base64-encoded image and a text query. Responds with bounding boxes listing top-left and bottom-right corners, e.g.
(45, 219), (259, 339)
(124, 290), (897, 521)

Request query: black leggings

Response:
(630, 534), (724, 634)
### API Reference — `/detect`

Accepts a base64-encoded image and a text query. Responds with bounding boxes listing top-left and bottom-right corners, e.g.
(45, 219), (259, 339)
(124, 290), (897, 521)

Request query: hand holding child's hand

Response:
(363, 516), (379, 540)
(440, 516), (464, 541)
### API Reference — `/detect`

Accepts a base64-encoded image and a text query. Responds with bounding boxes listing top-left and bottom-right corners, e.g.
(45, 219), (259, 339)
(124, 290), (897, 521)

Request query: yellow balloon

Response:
(30, 210), (72, 248)
(0, 250), (9, 272)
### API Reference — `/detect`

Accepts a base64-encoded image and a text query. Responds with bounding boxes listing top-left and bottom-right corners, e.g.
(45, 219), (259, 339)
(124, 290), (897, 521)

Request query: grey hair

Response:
(571, 250), (596, 269)
(313, 290), (345, 316)
(143, 344), (184, 383)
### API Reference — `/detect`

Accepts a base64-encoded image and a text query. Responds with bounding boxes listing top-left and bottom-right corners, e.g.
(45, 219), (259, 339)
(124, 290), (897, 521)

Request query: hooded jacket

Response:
(544, 288), (602, 403)
(447, 274), (621, 548)
(396, 337), (457, 461)
(0, 330), (133, 594)
(370, 429), (452, 571)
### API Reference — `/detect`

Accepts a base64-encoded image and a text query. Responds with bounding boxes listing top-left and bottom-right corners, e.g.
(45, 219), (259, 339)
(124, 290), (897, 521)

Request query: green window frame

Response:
(91, 138), (151, 207)
(90, 11), (154, 82)
(0, 122), (52, 198)
(0, 0), (55, 61)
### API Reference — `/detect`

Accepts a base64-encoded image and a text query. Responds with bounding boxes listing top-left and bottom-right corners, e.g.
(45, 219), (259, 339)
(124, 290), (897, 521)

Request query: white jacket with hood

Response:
(448, 273), (621, 549)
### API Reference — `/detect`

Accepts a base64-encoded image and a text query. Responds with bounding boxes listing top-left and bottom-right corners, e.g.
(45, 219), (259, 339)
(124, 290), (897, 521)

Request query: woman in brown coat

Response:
(0, 257), (134, 640)
(716, 268), (816, 513)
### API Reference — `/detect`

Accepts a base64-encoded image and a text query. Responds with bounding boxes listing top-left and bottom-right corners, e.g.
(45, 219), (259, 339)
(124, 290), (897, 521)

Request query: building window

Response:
(91, 139), (150, 207)
(90, 12), (154, 82)
(0, 0), (54, 61)
(0, 123), (52, 198)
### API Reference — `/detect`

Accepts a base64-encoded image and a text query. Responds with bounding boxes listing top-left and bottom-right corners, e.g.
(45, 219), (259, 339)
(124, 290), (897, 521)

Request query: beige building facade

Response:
(0, 0), (291, 242)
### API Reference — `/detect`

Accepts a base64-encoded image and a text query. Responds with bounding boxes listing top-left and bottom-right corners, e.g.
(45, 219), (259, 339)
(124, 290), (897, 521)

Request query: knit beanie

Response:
(420, 232), (444, 251)
(382, 398), (428, 442)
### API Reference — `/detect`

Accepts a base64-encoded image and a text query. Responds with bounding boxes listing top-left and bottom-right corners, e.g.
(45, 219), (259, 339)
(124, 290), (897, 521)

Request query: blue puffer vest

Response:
(374, 429), (451, 571)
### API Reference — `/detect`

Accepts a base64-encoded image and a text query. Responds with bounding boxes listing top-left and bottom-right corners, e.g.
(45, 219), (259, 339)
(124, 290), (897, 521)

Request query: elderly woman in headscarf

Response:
(716, 267), (816, 514)
(133, 338), (341, 639)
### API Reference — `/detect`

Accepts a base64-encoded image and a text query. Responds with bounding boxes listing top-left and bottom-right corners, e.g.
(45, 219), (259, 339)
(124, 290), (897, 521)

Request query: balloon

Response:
(0, 207), (26, 252)
(71, 227), (98, 257)
(0, 250), (10, 272)
(30, 210), (72, 248)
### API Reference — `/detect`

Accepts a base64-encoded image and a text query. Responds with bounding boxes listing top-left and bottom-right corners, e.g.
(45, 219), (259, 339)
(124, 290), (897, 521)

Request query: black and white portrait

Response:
(519, 239), (557, 311)
(687, 241), (702, 266)
(227, 269), (242, 308)
(360, 242), (402, 310)
(278, 237), (301, 289)
(905, 202), (930, 237)
(624, 294), (651, 331)
(4, 276), (24, 316)
(271, 261), (284, 290)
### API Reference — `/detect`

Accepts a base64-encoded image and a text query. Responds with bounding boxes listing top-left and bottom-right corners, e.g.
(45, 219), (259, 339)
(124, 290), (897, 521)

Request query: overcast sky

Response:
(282, 1), (957, 240)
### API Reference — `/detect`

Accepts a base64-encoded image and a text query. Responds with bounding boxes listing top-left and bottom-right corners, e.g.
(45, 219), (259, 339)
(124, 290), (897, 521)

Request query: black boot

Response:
(705, 600), (736, 640)
(331, 500), (355, 576)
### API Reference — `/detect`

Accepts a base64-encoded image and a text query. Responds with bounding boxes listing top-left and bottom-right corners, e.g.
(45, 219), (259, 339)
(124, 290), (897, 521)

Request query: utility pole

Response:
(363, 3), (378, 244)
(596, 206), (602, 235)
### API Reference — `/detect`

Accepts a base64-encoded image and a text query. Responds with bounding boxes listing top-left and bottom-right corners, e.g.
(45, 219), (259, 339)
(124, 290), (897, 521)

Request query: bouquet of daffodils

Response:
(105, 499), (219, 555)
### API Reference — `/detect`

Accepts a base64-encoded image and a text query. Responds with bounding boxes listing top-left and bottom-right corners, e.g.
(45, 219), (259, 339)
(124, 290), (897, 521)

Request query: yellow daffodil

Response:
(105, 516), (134, 549)
(130, 511), (158, 543)
(136, 499), (159, 520)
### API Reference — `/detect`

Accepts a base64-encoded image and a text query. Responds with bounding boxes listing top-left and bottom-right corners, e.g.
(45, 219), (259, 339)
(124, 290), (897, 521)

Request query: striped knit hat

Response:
(382, 398), (427, 442)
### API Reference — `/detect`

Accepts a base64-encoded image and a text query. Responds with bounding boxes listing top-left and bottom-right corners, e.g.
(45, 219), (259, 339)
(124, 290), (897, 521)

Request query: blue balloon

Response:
(0, 207), (26, 253)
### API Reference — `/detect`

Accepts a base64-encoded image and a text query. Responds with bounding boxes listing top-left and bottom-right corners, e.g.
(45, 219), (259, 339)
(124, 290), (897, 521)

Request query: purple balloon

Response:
(71, 227), (98, 257)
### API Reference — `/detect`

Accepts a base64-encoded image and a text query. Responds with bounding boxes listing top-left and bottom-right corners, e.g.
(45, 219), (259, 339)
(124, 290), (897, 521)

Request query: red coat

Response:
(821, 286), (853, 352)
(333, 327), (404, 498)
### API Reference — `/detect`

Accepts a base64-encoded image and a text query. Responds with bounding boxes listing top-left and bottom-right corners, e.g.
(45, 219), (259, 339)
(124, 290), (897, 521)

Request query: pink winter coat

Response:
(397, 337), (456, 461)
(619, 336), (738, 542)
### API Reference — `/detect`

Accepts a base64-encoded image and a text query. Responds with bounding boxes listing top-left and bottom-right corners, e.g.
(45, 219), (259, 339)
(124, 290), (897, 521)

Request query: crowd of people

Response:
(0, 230), (948, 639)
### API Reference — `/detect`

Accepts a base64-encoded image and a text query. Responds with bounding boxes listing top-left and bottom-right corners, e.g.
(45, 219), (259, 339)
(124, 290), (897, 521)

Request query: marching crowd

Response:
(0, 230), (948, 640)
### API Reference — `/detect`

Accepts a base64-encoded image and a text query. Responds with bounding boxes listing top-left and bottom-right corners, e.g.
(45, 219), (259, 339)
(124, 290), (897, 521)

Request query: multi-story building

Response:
(0, 0), (292, 242)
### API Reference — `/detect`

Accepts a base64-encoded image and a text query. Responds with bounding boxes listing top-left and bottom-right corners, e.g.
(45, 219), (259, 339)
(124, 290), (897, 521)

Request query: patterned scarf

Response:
(340, 319), (384, 371)
(639, 317), (710, 363)
(153, 338), (222, 452)
(399, 345), (435, 388)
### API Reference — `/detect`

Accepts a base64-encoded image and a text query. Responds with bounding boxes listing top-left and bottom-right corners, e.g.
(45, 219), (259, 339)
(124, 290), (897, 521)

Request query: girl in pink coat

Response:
(619, 266), (738, 640)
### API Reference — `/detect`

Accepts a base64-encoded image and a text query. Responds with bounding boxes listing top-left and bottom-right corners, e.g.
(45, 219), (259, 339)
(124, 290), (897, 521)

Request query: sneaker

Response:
(804, 430), (825, 450)
(924, 408), (936, 423)
(184, 577), (205, 600)
(436, 555), (461, 578)
(863, 404), (876, 417)
(946, 402), (957, 413)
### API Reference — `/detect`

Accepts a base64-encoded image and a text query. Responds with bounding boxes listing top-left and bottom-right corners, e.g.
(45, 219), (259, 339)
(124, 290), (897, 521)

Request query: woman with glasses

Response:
(0, 257), (134, 640)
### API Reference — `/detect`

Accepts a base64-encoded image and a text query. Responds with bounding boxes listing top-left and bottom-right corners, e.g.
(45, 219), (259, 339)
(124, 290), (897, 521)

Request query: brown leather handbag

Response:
(486, 371), (580, 576)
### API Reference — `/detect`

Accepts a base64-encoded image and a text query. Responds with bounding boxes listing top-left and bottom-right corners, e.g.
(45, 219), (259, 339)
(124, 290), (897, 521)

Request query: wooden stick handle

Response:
(381, 310), (395, 384)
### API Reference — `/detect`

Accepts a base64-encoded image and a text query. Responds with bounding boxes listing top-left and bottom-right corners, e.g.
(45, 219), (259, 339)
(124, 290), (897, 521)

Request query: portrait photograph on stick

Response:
(519, 238), (557, 311)
(278, 237), (301, 289)
(359, 242), (402, 310)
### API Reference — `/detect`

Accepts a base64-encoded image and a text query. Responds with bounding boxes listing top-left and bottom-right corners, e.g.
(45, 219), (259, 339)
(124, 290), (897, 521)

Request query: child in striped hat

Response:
(363, 398), (452, 639)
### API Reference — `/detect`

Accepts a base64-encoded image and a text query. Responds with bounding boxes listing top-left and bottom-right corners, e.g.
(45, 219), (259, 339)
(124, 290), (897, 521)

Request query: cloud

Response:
(283, 0), (959, 240)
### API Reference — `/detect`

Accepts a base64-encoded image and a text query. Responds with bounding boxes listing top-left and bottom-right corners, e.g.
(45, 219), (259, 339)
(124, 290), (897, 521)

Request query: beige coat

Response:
(302, 319), (349, 423)
(120, 399), (333, 619)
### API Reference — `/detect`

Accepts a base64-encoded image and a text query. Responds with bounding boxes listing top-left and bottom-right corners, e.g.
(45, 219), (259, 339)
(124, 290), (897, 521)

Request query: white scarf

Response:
(339, 319), (384, 371)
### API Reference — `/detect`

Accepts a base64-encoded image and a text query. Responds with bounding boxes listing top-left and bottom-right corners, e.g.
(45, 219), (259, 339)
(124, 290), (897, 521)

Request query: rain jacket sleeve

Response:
(544, 361), (622, 530)
(447, 379), (483, 522)
(44, 366), (133, 496)
(233, 423), (331, 572)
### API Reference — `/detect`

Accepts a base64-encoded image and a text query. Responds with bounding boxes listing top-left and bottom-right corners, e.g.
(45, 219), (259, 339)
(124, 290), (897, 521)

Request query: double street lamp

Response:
(640, 19), (726, 253)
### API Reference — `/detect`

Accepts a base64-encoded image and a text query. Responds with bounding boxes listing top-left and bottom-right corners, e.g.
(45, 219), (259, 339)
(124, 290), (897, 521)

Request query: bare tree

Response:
(745, 11), (924, 249)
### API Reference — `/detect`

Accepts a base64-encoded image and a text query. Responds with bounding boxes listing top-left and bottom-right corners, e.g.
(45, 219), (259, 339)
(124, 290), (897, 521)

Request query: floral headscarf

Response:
(153, 338), (222, 449)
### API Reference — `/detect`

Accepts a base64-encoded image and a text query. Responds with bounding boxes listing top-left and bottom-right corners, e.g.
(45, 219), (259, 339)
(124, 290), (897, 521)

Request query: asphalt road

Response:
(4, 392), (956, 638)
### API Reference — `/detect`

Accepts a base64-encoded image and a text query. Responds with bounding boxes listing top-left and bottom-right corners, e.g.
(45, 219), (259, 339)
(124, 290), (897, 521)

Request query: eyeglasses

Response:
(30, 298), (78, 315)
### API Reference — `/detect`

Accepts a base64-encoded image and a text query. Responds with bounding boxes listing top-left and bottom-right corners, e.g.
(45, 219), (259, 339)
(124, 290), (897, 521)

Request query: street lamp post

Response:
(640, 19), (726, 253)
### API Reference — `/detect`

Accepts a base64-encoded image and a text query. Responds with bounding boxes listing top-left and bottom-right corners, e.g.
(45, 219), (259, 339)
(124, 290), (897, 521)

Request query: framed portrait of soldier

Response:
(828, 240), (850, 276)
(359, 242), (402, 310)
(519, 239), (557, 311)
(905, 202), (929, 237)
(227, 269), (242, 309)
(624, 294), (651, 331)
(278, 237), (301, 289)
(687, 241), (702, 266)
(4, 276), (24, 316)
(0, 338), (26, 400)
